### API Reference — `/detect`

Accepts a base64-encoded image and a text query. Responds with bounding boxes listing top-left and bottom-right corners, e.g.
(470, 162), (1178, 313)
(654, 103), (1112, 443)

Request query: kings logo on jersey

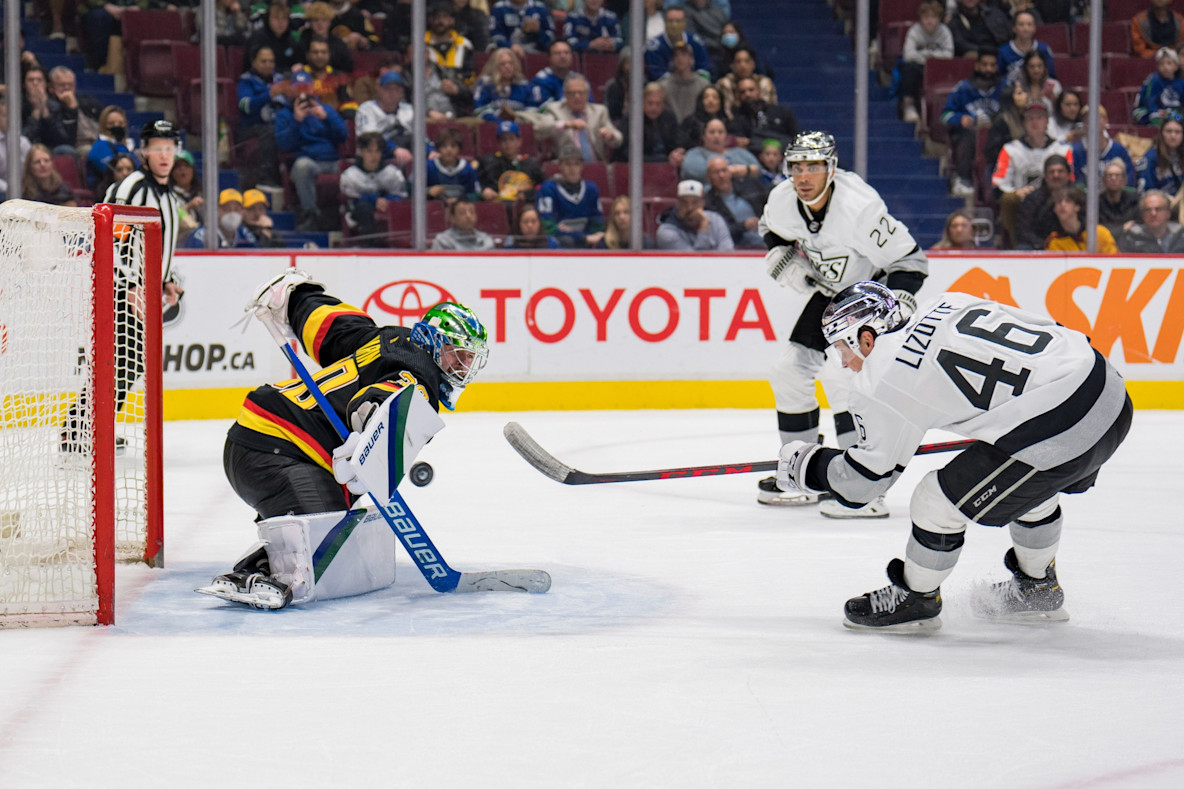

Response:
(799, 244), (850, 292)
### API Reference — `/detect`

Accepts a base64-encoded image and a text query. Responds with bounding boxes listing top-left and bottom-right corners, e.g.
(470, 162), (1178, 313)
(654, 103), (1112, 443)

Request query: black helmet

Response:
(140, 119), (180, 144)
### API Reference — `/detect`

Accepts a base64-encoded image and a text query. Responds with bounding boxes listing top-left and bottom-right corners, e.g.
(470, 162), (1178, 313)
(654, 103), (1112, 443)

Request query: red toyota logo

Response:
(364, 280), (456, 326)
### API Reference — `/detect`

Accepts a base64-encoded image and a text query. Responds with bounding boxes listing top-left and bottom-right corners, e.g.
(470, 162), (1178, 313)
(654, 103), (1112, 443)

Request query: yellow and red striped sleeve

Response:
(299, 303), (371, 364)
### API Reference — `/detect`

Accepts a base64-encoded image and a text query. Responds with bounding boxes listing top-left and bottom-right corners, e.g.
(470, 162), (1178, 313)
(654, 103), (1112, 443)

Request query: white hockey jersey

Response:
(758, 168), (928, 295)
(821, 292), (1129, 505)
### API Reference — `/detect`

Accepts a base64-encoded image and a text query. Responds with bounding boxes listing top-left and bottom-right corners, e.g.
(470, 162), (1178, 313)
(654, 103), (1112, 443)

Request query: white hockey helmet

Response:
(782, 130), (838, 188)
(821, 281), (906, 359)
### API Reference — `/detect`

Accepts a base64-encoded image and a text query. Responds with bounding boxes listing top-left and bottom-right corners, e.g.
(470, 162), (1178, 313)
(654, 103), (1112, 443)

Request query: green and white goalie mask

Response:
(410, 301), (489, 409)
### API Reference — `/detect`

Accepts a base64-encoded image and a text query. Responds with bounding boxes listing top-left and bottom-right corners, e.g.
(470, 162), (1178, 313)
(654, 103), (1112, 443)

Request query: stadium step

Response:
(735, 0), (953, 247)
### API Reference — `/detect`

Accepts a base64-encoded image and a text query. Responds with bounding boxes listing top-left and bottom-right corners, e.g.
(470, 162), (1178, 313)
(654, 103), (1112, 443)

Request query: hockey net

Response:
(0, 200), (163, 627)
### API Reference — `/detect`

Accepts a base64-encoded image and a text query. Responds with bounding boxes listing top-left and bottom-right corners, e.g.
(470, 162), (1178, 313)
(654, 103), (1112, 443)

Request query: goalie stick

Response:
(503, 422), (976, 485)
(258, 314), (550, 594)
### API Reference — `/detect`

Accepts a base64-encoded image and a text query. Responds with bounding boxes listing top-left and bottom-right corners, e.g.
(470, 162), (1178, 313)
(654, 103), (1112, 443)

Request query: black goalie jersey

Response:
(227, 288), (446, 472)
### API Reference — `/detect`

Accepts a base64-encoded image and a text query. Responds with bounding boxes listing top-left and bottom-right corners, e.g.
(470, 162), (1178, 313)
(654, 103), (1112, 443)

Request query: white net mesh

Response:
(0, 201), (151, 627)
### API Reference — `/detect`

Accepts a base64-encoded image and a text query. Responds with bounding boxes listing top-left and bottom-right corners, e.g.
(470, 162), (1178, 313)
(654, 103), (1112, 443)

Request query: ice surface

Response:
(1, 410), (1181, 788)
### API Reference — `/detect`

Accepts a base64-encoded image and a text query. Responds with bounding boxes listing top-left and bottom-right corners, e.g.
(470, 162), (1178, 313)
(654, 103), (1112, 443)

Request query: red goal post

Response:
(0, 201), (163, 627)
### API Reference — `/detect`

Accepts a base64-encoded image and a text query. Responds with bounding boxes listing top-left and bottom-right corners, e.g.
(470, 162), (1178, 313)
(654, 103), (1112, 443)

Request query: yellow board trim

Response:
(162, 380), (1184, 419)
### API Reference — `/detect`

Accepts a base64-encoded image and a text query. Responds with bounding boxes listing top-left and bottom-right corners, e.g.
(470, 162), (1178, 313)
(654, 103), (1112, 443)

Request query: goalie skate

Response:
(195, 571), (293, 610)
(756, 476), (828, 506)
(972, 549), (1069, 624)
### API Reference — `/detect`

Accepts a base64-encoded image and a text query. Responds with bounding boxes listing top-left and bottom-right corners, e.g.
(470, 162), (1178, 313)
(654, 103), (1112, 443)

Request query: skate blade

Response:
(977, 608), (1070, 625)
(842, 616), (942, 634)
(194, 585), (288, 610)
(820, 505), (890, 519)
(757, 492), (830, 507)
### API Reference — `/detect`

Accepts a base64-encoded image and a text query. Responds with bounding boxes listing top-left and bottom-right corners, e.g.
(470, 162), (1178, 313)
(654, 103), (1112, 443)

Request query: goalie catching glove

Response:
(240, 269), (319, 341)
(775, 440), (826, 495)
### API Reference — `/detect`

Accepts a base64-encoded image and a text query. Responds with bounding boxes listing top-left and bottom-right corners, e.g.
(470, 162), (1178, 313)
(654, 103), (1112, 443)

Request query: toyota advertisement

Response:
(162, 251), (1182, 417)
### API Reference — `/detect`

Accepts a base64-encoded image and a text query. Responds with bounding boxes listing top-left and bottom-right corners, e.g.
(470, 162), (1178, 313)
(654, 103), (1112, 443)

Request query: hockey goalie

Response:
(197, 271), (489, 609)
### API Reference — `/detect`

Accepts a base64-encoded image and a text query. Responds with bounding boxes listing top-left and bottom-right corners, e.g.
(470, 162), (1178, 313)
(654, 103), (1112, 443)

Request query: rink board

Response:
(162, 250), (1184, 417)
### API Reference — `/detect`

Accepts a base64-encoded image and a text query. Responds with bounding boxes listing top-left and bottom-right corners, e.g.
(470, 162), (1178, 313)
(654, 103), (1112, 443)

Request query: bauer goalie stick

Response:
(257, 314), (550, 594)
(503, 422), (977, 485)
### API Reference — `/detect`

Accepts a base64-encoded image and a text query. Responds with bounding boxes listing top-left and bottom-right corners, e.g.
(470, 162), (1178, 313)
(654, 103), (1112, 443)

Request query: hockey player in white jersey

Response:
(775, 282), (1133, 632)
(757, 131), (928, 518)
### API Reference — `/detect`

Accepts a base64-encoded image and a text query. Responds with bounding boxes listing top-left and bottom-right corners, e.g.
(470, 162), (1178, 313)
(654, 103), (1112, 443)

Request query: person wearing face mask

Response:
(645, 6), (712, 81)
(85, 105), (137, 188)
(713, 21), (760, 81)
(184, 189), (260, 248)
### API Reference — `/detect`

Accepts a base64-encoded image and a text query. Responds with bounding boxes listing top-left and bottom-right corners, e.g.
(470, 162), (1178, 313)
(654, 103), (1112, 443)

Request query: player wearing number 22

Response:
(775, 282), (1132, 632)
(757, 131), (929, 518)
(202, 271), (489, 609)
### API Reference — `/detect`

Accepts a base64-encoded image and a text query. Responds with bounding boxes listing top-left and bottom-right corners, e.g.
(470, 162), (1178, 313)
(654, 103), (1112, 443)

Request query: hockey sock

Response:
(1010, 506), (1062, 579)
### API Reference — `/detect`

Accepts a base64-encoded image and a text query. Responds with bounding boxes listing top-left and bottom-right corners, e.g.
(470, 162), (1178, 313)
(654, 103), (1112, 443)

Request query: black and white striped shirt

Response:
(104, 168), (180, 289)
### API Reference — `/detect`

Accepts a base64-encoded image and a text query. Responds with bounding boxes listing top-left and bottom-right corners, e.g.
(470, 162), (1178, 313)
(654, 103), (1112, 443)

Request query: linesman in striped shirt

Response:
(63, 120), (183, 453)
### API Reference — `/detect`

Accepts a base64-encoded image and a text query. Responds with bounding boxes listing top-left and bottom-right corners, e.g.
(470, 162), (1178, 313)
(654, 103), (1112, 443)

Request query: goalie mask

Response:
(410, 301), (490, 391)
(821, 281), (905, 360)
(783, 130), (837, 194)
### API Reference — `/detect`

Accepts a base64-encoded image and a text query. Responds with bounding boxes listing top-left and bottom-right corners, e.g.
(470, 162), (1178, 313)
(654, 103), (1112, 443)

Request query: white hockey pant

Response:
(1009, 496), (1062, 579)
(770, 343), (857, 447)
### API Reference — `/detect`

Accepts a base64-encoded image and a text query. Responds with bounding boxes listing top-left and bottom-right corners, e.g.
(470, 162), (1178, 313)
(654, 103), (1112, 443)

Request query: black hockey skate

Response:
(973, 548), (1069, 624)
(195, 546), (292, 610)
(196, 571), (293, 610)
(843, 558), (942, 633)
(756, 475), (830, 507)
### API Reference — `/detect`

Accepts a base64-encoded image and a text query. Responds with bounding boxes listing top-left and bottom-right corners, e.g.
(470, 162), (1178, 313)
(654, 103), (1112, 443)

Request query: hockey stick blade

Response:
(504, 422), (976, 485)
(456, 569), (552, 594)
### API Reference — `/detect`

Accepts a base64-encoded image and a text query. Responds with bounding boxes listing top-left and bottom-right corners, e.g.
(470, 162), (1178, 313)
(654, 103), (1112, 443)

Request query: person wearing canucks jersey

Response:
(199, 271), (489, 610)
(775, 282), (1132, 632)
(756, 130), (929, 519)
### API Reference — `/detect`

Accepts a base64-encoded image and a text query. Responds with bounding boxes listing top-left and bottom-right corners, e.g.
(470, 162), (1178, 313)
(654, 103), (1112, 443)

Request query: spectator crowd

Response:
(5, 0), (1184, 253)
(889, 0), (1184, 252)
(2, 0), (789, 251)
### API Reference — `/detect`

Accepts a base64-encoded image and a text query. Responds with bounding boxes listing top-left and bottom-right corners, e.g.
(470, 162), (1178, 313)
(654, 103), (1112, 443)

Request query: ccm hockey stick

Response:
(259, 314), (550, 594)
(504, 422), (976, 486)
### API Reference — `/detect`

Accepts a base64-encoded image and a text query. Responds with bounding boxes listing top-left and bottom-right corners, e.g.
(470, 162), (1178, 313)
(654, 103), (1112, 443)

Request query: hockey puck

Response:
(409, 462), (434, 487)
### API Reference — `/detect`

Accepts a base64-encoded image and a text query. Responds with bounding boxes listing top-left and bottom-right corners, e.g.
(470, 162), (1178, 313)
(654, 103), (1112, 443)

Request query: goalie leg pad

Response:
(259, 509), (398, 603)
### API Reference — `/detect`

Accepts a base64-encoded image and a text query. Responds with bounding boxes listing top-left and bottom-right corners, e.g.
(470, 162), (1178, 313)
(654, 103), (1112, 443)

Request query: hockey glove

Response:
(349, 401), (377, 433)
(893, 289), (918, 321)
(331, 431), (366, 495)
(244, 269), (317, 341)
(765, 244), (816, 295)
(776, 440), (825, 494)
